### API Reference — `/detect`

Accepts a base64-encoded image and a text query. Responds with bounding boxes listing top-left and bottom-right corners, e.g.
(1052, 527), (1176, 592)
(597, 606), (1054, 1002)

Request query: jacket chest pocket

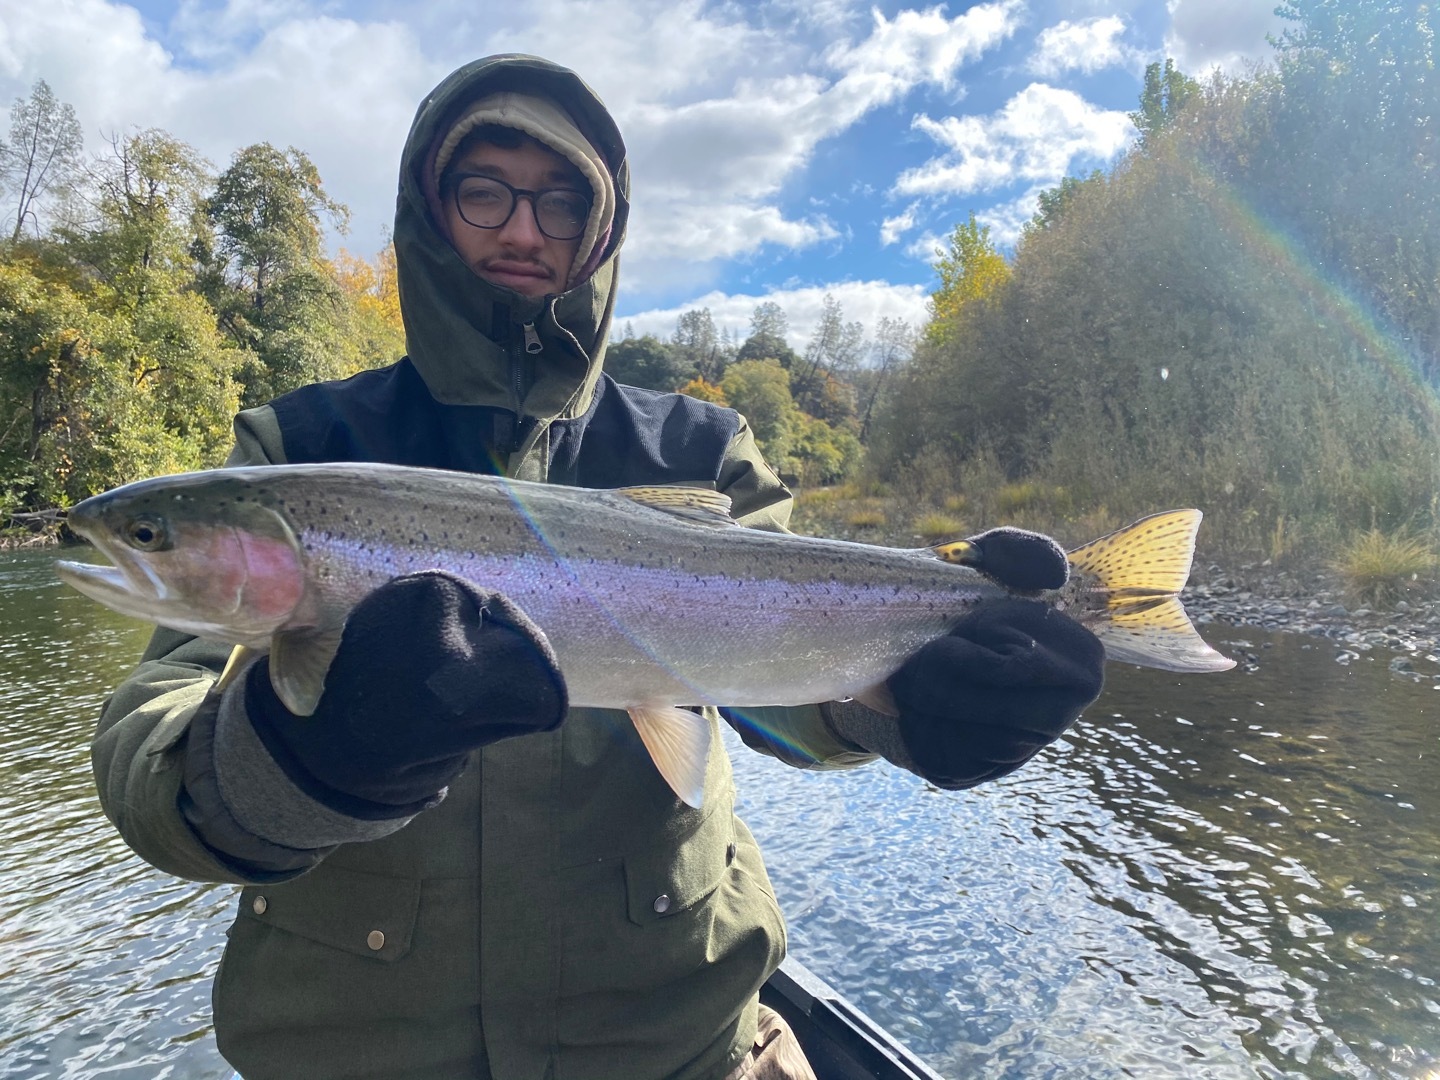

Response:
(237, 864), (421, 963)
(622, 804), (738, 927)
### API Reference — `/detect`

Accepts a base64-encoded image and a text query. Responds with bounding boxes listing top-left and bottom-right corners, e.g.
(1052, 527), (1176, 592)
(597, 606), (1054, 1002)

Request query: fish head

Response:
(55, 472), (307, 644)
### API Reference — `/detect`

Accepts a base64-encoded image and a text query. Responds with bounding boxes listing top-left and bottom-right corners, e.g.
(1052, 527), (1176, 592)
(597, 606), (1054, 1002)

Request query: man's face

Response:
(441, 137), (588, 298)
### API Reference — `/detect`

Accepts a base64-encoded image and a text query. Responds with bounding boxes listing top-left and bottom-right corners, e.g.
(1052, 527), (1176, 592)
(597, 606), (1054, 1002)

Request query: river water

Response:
(0, 547), (1435, 1079)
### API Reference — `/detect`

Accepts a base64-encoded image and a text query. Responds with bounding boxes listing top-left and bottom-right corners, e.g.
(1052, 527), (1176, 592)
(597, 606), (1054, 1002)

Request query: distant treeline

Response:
(2, 0), (1435, 562)
(872, 0), (1439, 556)
(0, 83), (896, 515)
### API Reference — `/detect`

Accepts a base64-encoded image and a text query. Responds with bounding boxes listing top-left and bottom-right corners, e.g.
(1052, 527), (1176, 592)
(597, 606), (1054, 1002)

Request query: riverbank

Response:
(789, 495), (1440, 675)
(1183, 560), (1440, 675)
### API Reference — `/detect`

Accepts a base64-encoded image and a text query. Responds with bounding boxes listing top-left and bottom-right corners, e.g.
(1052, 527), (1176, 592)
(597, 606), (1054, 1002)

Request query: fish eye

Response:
(125, 517), (171, 552)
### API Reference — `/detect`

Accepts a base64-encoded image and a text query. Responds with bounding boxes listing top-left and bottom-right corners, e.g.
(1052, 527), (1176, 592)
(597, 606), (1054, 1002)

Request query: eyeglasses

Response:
(446, 173), (591, 241)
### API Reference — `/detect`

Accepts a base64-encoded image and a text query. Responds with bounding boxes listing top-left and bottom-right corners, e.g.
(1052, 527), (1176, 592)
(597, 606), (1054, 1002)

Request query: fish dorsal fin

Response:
(628, 705), (711, 808)
(613, 486), (737, 528)
(1066, 509), (1202, 596)
(268, 626), (345, 716)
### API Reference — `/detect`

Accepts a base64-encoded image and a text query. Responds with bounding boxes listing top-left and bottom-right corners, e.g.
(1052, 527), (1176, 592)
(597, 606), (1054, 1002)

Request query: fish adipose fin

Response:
(613, 486), (738, 528)
(1067, 509), (1235, 673)
(628, 705), (711, 808)
(268, 626), (346, 716)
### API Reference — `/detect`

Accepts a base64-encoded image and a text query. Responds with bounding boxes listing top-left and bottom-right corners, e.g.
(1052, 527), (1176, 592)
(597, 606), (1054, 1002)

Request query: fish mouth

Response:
(55, 551), (171, 623)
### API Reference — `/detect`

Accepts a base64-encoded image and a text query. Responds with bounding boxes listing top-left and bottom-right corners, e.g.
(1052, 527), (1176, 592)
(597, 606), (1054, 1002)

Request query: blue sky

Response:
(0, 0), (1284, 346)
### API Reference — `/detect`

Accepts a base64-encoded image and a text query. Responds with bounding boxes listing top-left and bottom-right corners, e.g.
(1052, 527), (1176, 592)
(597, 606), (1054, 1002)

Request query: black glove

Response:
(950, 526), (1069, 591)
(888, 599), (1104, 789)
(245, 571), (567, 813)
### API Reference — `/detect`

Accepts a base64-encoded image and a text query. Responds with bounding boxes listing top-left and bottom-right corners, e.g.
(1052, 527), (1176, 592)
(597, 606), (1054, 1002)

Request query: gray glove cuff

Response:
(207, 668), (429, 850)
(820, 699), (922, 776)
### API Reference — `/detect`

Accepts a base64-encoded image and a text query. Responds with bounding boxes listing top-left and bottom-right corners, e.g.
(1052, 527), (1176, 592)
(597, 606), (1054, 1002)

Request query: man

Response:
(91, 55), (1104, 1080)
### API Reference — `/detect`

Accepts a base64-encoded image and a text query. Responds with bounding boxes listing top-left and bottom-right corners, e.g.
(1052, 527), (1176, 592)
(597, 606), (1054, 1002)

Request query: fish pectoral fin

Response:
(217, 645), (261, 692)
(628, 705), (711, 809)
(854, 683), (900, 717)
(612, 485), (737, 528)
(268, 627), (345, 716)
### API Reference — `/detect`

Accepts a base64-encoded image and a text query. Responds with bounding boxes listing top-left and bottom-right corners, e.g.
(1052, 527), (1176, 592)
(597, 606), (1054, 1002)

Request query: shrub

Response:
(1331, 529), (1436, 608)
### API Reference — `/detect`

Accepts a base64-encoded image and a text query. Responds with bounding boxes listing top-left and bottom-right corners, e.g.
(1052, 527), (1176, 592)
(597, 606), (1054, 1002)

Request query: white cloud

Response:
(0, 0), (435, 249)
(976, 186), (1048, 247)
(1164, 0), (1284, 76)
(894, 83), (1134, 198)
(904, 229), (945, 264)
(879, 203), (919, 247)
(613, 0), (1022, 281)
(617, 280), (932, 350)
(1029, 16), (1147, 77)
(825, 0), (1023, 98)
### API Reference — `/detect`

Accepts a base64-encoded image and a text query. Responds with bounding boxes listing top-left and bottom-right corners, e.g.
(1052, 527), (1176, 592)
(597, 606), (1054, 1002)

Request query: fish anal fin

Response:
(269, 626), (345, 716)
(854, 683), (899, 717)
(628, 705), (711, 808)
(613, 486), (736, 528)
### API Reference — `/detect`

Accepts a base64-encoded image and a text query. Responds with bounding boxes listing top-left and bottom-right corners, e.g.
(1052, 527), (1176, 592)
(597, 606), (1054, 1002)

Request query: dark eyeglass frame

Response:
(445, 172), (592, 241)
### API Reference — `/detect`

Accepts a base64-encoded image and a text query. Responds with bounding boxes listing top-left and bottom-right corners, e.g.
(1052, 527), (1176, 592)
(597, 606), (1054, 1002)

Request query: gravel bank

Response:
(1183, 562), (1440, 675)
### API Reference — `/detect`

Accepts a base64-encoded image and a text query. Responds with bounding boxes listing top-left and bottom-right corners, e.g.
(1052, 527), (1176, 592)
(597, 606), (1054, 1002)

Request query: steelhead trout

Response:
(56, 463), (1234, 807)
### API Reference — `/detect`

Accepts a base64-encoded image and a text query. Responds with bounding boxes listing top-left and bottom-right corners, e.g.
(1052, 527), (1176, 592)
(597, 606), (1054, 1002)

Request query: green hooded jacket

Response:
(90, 55), (874, 1080)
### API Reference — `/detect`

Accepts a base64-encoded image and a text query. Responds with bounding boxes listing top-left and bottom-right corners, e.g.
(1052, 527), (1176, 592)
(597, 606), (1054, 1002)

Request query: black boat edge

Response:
(760, 957), (947, 1080)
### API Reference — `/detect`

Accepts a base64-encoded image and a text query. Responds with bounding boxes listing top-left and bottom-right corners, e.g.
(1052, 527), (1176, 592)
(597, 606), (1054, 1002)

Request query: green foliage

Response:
(1332, 529), (1436, 608)
(197, 143), (353, 405)
(606, 334), (691, 391)
(737, 301), (800, 369)
(722, 359), (800, 461)
(0, 259), (226, 511)
(719, 358), (862, 485)
(926, 214), (1010, 342)
(1130, 60), (1201, 150)
(870, 20), (1440, 559)
(672, 308), (729, 382)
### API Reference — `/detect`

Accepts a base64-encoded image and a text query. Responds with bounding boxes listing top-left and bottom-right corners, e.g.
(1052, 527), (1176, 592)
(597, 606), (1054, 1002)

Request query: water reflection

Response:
(2, 546), (1436, 1078)
(0, 549), (234, 1080)
(738, 628), (1438, 1079)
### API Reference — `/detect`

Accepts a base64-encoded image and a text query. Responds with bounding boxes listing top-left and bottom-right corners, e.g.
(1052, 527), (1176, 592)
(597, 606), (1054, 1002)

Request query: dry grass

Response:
(846, 508), (887, 529)
(1331, 529), (1436, 608)
(914, 512), (966, 542)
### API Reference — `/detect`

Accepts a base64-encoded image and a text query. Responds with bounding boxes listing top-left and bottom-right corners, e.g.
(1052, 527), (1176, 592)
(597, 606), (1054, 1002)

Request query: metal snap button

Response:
(251, 895), (268, 915)
(726, 842), (737, 864)
(652, 894), (671, 914)
(367, 930), (385, 951)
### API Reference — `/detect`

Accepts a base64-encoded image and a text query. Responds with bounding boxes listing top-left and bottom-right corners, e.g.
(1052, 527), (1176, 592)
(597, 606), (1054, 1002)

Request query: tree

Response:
(333, 243), (405, 372)
(56, 129), (240, 470)
(0, 258), (225, 510)
(1025, 170), (1105, 235)
(794, 294), (864, 416)
(1, 79), (84, 242)
(65, 129), (211, 304)
(721, 359), (801, 464)
(672, 308), (729, 382)
(858, 316), (913, 442)
(196, 143), (353, 404)
(1130, 60), (1201, 150)
(736, 301), (800, 368)
(605, 334), (690, 391)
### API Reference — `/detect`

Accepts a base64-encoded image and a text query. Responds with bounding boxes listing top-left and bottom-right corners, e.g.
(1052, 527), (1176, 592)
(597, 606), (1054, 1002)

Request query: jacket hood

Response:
(394, 55), (630, 416)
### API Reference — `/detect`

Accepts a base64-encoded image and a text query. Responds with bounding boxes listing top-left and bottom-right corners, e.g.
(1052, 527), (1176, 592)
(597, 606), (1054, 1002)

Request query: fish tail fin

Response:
(1067, 509), (1235, 672)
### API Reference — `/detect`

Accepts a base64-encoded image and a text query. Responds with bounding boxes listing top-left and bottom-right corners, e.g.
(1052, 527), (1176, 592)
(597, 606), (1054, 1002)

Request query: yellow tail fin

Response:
(1068, 510), (1235, 672)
